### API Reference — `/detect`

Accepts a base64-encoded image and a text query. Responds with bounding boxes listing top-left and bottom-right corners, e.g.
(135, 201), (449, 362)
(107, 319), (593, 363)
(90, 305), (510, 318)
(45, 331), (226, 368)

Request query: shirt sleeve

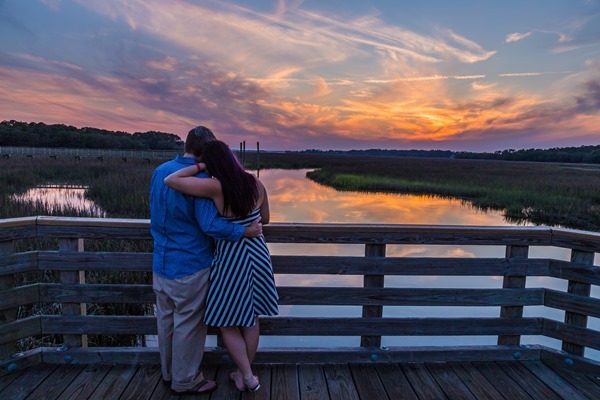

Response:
(193, 197), (244, 241)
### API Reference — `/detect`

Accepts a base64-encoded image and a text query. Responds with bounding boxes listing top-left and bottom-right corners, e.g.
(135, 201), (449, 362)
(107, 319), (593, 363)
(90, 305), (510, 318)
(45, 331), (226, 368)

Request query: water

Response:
(10, 184), (106, 217)
(14, 170), (598, 358)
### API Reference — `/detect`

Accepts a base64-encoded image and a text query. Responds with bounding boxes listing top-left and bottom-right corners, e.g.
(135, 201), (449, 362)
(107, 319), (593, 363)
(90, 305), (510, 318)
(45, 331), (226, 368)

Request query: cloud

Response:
(506, 32), (532, 43)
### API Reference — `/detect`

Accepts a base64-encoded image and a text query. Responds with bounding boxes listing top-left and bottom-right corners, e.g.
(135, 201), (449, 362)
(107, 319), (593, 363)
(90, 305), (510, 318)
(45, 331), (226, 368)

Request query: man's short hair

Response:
(185, 126), (216, 156)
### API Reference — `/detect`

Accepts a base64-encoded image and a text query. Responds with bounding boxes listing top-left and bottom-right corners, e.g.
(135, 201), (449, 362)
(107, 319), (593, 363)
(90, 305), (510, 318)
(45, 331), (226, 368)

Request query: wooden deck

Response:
(0, 361), (598, 400)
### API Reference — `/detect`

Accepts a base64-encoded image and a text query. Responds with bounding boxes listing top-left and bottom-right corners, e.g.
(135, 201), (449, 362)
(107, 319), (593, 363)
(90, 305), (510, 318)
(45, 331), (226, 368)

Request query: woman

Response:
(164, 140), (278, 392)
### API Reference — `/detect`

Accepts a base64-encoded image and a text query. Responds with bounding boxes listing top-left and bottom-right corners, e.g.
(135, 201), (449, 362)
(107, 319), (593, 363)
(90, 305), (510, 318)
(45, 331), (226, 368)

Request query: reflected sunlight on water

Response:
(10, 185), (106, 217)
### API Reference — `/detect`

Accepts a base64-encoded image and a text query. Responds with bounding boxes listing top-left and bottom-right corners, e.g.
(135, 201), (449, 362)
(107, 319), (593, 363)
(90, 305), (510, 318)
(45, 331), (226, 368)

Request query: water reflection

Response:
(10, 185), (106, 217)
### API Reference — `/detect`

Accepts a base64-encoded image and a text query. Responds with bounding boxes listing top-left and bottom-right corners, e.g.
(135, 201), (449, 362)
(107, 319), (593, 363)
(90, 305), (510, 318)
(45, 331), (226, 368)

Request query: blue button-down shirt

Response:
(150, 155), (245, 279)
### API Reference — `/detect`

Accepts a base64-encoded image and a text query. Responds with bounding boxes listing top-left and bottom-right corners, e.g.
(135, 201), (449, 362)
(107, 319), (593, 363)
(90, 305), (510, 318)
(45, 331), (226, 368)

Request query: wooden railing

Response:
(1, 217), (599, 376)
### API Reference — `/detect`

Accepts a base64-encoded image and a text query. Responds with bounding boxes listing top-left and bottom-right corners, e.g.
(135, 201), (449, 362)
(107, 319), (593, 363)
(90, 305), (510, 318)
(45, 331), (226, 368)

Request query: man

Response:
(150, 126), (262, 395)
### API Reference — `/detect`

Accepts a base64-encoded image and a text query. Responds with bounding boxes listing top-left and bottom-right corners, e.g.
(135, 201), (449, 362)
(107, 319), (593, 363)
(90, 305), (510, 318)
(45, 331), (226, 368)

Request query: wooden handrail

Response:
(0, 216), (598, 369)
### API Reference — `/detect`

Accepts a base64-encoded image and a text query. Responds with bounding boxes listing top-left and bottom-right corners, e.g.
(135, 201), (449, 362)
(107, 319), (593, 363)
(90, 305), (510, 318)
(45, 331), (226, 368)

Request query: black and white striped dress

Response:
(204, 209), (279, 327)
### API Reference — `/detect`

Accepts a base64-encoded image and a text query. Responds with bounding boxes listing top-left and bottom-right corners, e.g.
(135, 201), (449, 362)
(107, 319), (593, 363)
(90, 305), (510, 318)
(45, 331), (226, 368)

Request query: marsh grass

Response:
(301, 156), (600, 231)
(0, 157), (157, 349)
(2, 153), (599, 349)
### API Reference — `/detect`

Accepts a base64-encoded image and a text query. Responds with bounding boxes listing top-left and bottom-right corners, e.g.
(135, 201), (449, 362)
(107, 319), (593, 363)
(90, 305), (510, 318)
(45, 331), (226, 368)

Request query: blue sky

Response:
(0, 0), (599, 150)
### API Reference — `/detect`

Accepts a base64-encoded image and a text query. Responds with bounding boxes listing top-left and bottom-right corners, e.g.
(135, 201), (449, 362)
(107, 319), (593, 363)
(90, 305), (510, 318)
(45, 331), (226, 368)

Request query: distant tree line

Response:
(455, 146), (600, 164)
(293, 145), (600, 164)
(0, 120), (183, 150)
(293, 149), (455, 158)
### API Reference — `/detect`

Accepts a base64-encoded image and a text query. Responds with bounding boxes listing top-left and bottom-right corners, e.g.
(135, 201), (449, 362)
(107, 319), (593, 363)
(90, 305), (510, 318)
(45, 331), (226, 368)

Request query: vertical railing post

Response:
(361, 244), (386, 348)
(498, 245), (529, 345)
(59, 238), (87, 348)
(562, 249), (594, 356)
(0, 240), (17, 359)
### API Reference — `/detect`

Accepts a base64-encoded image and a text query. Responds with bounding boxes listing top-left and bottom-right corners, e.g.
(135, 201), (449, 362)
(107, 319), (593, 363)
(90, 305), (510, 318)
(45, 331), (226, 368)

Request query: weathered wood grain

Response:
(0, 316), (41, 345)
(0, 284), (39, 311)
(544, 289), (600, 318)
(298, 364), (328, 400)
(543, 319), (600, 351)
(521, 360), (588, 400)
(59, 238), (87, 348)
(496, 361), (562, 400)
(0, 240), (17, 360)
(349, 363), (389, 400)
(38, 251), (152, 272)
(0, 251), (38, 276)
(57, 364), (112, 400)
(87, 364), (139, 400)
(374, 363), (418, 400)
(562, 249), (594, 356)
(400, 362), (447, 400)
(498, 245), (529, 346)
(271, 364), (299, 400)
(549, 259), (600, 285)
(448, 362), (505, 400)
(551, 227), (600, 252)
(323, 364), (359, 400)
(25, 364), (86, 399)
(426, 362), (477, 400)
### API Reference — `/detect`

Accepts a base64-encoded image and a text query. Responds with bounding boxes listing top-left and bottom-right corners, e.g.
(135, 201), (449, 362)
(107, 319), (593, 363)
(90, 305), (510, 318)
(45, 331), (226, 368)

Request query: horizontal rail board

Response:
(38, 285), (545, 307)
(265, 224), (553, 245)
(0, 251), (38, 276)
(0, 284), (39, 310)
(278, 287), (544, 306)
(35, 252), (551, 276)
(272, 256), (550, 276)
(38, 251), (152, 272)
(38, 345), (542, 365)
(0, 225), (37, 242)
(542, 319), (600, 351)
(40, 284), (154, 304)
(41, 316), (543, 336)
(549, 260), (600, 286)
(544, 289), (600, 318)
(540, 347), (600, 377)
(551, 228), (600, 253)
(0, 316), (41, 344)
(36, 226), (152, 240)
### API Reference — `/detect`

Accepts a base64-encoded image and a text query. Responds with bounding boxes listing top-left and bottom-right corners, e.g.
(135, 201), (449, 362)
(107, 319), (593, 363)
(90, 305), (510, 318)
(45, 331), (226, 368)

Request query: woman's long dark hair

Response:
(202, 140), (259, 218)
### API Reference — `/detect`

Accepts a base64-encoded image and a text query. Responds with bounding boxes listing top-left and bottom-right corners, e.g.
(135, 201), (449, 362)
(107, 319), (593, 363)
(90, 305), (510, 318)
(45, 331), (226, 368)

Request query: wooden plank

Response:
(323, 364), (359, 400)
(25, 364), (86, 399)
(549, 260), (600, 286)
(38, 345), (540, 366)
(495, 361), (562, 400)
(426, 362), (476, 399)
(0, 240), (17, 360)
(374, 363), (418, 400)
(361, 243), (385, 348)
(0, 348), (42, 377)
(542, 319), (600, 351)
(562, 249), (594, 356)
(498, 245), (528, 346)
(0, 363), (59, 400)
(0, 224), (36, 242)
(349, 363), (389, 400)
(521, 361), (588, 400)
(400, 363), (448, 400)
(540, 346), (600, 377)
(58, 364), (112, 400)
(0, 370), (23, 392)
(271, 364), (299, 400)
(0, 216), (38, 229)
(59, 238), (87, 348)
(272, 256), (549, 276)
(213, 364), (242, 400)
(0, 316), (42, 345)
(0, 251), (38, 276)
(0, 284), (39, 311)
(448, 362), (505, 400)
(38, 251), (152, 272)
(472, 361), (535, 400)
(544, 361), (600, 399)
(278, 287), (544, 306)
(36, 225), (151, 240)
(87, 364), (139, 400)
(41, 284), (545, 306)
(265, 224), (552, 246)
(241, 363), (271, 400)
(42, 315), (157, 335)
(545, 289), (600, 318)
(551, 227), (600, 252)
(41, 283), (155, 304)
(298, 364), (328, 400)
(258, 317), (543, 336)
(41, 315), (542, 337)
(119, 364), (162, 400)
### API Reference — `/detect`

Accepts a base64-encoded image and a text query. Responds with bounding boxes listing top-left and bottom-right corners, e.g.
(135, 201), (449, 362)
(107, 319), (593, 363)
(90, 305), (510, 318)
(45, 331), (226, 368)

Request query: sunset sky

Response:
(1, 0), (599, 151)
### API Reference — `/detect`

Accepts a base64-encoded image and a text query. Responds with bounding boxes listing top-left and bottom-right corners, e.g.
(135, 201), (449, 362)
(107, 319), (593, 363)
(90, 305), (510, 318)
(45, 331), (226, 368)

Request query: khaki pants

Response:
(153, 268), (210, 391)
